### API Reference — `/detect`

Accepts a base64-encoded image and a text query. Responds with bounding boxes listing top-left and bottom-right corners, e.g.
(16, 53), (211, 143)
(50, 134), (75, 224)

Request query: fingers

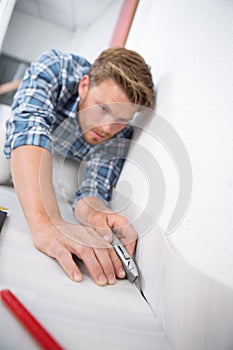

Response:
(80, 248), (112, 285)
(75, 245), (125, 286)
(90, 214), (138, 276)
(47, 242), (83, 282)
(84, 217), (127, 282)
(118, 225), (137, 256)
(33, 220), (128, 286)
(125, 240), (137, 257)
(45, 236), (125, 286)
(108, 215), (138, 256)
(90, 213), (113, 243)
(108, 248), (126, 279)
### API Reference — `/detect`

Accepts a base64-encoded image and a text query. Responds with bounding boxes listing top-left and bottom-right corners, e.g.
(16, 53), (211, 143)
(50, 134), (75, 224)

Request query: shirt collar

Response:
(70, 96), (80, 119)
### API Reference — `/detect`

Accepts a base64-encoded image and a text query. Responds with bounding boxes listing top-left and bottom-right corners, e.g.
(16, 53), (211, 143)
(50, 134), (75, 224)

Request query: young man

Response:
(3, 47), (155, 286)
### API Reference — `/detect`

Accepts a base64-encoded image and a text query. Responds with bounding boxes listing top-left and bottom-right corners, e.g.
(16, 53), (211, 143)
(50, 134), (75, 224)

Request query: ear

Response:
(78, 75), (90, 100)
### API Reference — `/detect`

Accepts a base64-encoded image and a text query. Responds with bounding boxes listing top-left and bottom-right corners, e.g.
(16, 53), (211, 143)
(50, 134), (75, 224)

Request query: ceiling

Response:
(14, 0), (119, 31)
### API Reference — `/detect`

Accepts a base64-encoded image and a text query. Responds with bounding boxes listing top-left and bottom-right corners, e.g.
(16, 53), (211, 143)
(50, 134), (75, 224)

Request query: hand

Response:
(32, 218), (125, 286)
(102, 212), (138, 256)
(75, 196), (138, 255)
(75, 197), (138, 259)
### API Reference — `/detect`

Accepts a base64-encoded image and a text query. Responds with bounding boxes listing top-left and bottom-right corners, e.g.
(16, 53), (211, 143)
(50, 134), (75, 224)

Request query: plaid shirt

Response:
(4, 49), (133, 207)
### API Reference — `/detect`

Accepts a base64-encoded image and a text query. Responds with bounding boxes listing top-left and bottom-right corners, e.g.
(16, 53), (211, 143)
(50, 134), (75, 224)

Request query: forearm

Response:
(11, 145), (61, 233)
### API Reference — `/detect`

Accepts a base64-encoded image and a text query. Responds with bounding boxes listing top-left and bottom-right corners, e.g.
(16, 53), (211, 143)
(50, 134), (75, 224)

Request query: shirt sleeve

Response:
(73, 125), (134, 207)
(4, 49), (63, 158)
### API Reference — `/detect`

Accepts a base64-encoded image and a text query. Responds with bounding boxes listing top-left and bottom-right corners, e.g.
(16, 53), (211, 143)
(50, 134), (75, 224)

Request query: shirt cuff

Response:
(72, 189), (110, 212)
(8, 133), (52, 157)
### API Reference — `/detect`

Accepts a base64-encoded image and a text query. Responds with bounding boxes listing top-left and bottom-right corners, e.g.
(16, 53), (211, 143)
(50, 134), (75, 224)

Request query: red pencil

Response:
(0, 289), (64, 350)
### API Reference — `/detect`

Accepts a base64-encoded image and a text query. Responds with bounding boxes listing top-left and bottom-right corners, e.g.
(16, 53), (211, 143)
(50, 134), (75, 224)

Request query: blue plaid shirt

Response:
(4, 49), (133, 207)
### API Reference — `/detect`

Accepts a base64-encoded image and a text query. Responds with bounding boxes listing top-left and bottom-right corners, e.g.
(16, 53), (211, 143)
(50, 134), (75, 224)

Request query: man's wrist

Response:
(28, 211), (63, 234)
(74, 196), (112, 225)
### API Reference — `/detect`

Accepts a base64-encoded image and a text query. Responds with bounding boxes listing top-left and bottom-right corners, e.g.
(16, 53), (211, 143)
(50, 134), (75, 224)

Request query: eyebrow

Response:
(99, 101), (136, 121)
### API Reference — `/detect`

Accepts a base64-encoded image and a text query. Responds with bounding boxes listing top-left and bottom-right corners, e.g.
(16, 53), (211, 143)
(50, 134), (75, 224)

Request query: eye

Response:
(100, 104), (108, 113)
(116, 118), (130, 124)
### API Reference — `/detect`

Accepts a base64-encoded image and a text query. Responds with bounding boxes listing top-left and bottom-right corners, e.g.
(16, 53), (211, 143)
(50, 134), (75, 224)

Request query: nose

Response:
(99, 114), (125, 136)
(101, 122), (116, 135)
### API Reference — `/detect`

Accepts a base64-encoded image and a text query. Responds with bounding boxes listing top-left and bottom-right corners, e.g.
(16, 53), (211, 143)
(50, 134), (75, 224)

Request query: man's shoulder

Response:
(36, 49), (91, 70)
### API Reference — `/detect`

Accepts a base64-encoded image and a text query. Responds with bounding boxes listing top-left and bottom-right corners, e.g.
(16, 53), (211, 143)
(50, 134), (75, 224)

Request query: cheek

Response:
(84, 110), (103, 128)
(114, 123), (127, 133)
(78, 111), (95, 131)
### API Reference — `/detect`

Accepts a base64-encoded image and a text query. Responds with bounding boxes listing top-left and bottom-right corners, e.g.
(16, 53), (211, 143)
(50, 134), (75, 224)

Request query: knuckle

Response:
(53, 244), (66, 259)
(92, 212), (105, 224)
(77, 244), (92, 257)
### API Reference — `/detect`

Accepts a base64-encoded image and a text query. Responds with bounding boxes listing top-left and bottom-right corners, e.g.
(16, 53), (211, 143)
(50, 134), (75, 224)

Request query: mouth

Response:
(91, 129), (107, 140)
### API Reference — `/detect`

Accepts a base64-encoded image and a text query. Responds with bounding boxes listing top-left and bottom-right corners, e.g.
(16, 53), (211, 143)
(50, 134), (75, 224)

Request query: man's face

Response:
(77, 76), (138, 145)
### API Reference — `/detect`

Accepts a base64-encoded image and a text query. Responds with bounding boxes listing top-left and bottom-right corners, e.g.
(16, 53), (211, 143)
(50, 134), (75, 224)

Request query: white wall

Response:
(1, 0), (123, 63)
(69, 0), (123, 62)
(124, 0), (233, 288)
(0, 0), (16, 52)
(2, 10), (72, 62)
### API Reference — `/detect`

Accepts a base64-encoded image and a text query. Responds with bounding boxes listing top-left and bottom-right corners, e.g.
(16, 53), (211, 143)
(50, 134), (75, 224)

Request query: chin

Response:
(83, 134), (103, 145)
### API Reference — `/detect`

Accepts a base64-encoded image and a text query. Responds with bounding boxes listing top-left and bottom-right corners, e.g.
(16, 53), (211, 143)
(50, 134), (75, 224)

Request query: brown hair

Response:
(88, 47), (155, 110)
